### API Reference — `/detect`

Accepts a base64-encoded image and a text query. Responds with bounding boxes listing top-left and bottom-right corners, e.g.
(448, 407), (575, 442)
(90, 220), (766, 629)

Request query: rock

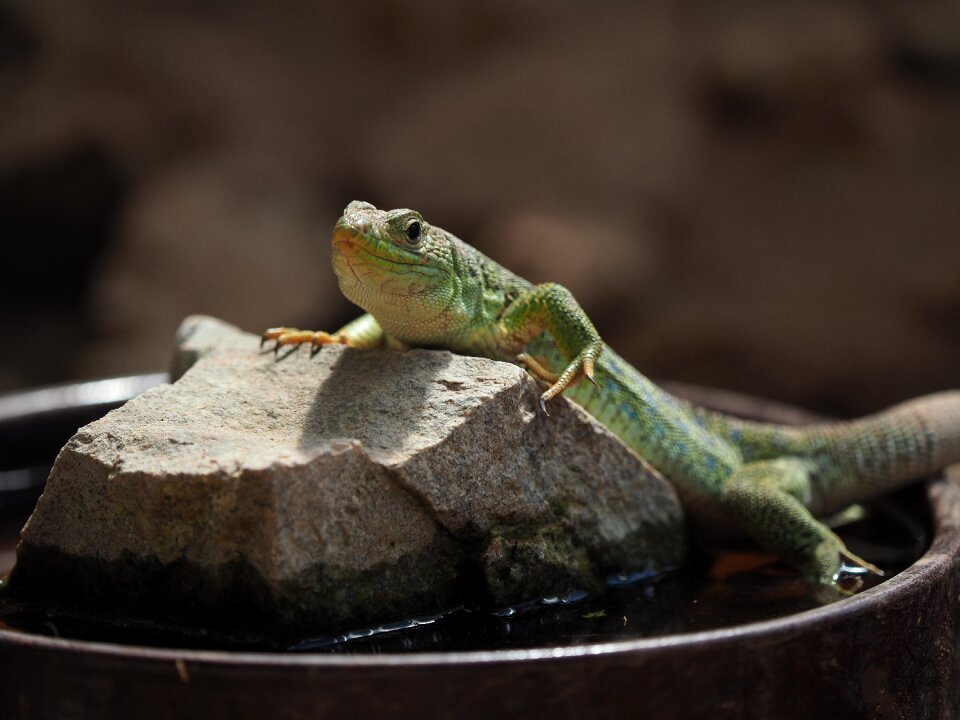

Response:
(11, 316), (685, 637)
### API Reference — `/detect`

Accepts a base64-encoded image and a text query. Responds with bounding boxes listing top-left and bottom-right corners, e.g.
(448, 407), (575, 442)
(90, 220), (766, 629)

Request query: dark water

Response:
(289, 488), (927, 654)
(0, 485), (929, 654)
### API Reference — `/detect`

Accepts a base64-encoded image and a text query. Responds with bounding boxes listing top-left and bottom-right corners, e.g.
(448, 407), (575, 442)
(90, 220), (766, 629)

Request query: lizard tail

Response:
(696, 390), (960, 510)
(911, 390), (960, 470)
(786, 391), (960, 511)
(802, 390), (960, 512)
(826, 390), (960, 476)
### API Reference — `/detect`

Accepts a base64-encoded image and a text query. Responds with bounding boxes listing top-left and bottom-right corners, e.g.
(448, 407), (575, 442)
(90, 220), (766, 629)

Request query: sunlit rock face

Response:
(10, 316), (684, 637)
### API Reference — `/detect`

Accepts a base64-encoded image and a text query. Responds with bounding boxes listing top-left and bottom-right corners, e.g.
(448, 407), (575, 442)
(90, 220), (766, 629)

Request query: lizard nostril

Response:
(339, 201), (378, 238)
(345, 200), (376, 213)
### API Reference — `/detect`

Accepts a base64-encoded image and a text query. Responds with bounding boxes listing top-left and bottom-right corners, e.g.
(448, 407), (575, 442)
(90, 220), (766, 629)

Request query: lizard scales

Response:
(264, 201), (960, 596)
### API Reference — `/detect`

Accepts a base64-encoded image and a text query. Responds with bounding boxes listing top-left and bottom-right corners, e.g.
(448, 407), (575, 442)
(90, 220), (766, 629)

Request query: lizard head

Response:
(331, 201), (462, 340)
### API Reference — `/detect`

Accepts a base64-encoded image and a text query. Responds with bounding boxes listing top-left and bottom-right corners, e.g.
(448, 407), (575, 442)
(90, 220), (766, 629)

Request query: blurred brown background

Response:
(0, 0), (957, 416)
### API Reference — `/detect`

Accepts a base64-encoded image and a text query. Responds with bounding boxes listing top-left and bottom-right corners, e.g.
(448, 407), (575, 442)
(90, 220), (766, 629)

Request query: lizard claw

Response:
(538, 394), (550, 416)
(518, 342), (605, 414)
(261, 327), (342, 357)
(806, 537), (884, 601)
(583, 356), (600, 389)
(261, 327), (284, 351)
(537, 342), (604, 409)
(839, 548), (884, 578)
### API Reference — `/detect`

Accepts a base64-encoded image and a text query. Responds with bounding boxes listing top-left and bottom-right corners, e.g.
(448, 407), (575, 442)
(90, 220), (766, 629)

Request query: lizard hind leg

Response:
(720, 458), (882, 598)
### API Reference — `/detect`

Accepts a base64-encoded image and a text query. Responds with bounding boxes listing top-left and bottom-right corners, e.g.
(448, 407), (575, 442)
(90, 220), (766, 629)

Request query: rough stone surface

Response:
(12, 316), (685, 635)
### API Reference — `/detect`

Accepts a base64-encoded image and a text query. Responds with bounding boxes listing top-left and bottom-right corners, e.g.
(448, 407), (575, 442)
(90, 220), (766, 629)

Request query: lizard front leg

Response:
(501, 282), (603, 412)
(261, 313), (385, 355)
(720, 458), (882, 598)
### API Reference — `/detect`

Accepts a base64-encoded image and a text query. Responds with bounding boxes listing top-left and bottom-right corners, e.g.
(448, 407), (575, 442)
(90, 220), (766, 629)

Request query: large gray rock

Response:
(12, 316), (685, 636)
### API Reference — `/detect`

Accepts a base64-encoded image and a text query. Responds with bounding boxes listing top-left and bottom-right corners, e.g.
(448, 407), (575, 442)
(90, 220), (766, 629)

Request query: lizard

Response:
(263, 200), (960, 598)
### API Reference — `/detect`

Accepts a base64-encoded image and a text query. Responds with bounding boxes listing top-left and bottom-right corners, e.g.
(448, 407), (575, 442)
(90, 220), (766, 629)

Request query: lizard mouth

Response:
(332, 223), (420, 266)
(332, 234), (426, 277)
(331, 223), (439, 299)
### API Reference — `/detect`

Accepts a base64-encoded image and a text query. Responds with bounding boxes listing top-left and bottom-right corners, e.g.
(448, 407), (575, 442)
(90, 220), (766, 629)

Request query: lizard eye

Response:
(406, 220), (422, 243)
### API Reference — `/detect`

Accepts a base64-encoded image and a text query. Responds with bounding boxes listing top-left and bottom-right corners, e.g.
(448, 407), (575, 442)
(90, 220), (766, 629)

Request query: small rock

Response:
(11, 316), (685, 636)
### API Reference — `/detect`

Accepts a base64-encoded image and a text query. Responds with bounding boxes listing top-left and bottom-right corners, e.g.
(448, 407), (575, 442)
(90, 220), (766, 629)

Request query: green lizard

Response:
(263, 200), (960, 597)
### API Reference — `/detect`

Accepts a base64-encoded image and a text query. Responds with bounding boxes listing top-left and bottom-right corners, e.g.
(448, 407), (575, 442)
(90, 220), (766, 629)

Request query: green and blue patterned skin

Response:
(264, 201), (960, 596)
